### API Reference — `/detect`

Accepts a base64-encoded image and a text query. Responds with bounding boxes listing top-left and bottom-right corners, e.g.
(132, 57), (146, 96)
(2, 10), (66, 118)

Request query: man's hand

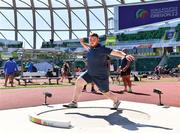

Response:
(80, 38), (90, 50)
(125, 55), (135, 62)
(80, 38), (84, 44)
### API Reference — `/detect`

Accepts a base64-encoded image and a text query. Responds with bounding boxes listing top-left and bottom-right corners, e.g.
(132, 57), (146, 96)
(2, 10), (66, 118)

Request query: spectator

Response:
(154, 66), (161, 79)
(120, 49), (133, 93)
(82, 82), (97, 93)
(75, 66), (82, 78)
(46, 69), (53, 77)
(75, 66), (81, 73)
(4, 57), (18, 87)
(60, 62), (70, 82)
(110, 62), (115, 73)
(26, 60), (33, 72)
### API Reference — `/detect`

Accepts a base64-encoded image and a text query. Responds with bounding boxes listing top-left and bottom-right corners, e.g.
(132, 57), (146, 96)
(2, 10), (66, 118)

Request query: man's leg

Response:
(103, 91), (118, 103)
(72, 77), (87, 103)
(103, 91), (120, 109)
(63, 71), (94, 108)
(63, 76), (87, 108)
(93, 77), (120, 109)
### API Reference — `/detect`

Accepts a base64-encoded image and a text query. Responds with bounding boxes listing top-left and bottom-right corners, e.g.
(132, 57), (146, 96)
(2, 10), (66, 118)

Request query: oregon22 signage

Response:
(114, 0), (180, 31)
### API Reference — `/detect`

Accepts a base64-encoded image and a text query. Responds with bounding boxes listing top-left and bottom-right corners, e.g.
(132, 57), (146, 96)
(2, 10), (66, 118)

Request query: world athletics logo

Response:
(136, 9), (149, 19)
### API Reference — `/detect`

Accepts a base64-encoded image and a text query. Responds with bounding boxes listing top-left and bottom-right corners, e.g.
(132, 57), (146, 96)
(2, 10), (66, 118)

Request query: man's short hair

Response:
(90, 32), (99, 38)
(9, 57), (14, 60)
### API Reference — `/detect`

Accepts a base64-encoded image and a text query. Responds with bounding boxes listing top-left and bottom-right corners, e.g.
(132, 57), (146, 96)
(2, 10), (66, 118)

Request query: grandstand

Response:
(0, 0), (180, 73)
(0, 39), (23, 50)
(135, 56), (161, 72)
(41, 23), (180, 53)
(40, 22), (180, 73)
(166, 55), (180, 69)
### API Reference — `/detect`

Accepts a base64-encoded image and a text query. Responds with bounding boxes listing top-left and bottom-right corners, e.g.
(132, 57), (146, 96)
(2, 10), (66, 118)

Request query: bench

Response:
(15, 77), (61, 86)
(68, 76), (74, 83)
(15, 72), (61, 86)
(47, 77), (61, 84)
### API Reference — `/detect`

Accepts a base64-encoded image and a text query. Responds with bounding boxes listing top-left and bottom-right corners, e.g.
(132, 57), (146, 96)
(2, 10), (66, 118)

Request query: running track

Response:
(0, 80), (180, 110)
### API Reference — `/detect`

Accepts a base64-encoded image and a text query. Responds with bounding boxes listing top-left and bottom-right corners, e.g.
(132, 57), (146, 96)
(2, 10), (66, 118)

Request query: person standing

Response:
(26, 60), (35, 83)
(120, 49), (133, 93)
(63, 33), (134, 109)
(4, 57), (18, 87)
(26, 60), (33, 72)
(82, 82), (97, 93)
(60, 62), (70, 82)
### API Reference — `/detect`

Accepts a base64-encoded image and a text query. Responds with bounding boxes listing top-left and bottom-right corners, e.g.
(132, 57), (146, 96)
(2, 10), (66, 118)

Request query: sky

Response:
(0, 0), (179, 49)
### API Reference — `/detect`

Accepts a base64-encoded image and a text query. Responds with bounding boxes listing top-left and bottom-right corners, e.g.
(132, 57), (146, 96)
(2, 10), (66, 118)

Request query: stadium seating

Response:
(175, 24), (180, 41)
(135, 57), (161, 72)
(166, 56), (180, 68)
(117, 27), (171, 41)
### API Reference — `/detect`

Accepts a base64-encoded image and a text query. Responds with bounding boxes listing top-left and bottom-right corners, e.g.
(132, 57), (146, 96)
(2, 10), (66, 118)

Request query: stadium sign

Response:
(114, 0), (180, 31)
(105, 35), (117, 46)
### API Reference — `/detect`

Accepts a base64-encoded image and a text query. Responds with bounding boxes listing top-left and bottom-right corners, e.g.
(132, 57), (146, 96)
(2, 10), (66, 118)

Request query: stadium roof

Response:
(0, 0), (166, 49)
(0, 39), (22, 45)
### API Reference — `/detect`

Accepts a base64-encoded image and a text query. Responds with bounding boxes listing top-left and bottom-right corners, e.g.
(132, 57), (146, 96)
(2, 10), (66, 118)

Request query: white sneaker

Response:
(112, 100), (121, 110)
(63, 101), (78, 108)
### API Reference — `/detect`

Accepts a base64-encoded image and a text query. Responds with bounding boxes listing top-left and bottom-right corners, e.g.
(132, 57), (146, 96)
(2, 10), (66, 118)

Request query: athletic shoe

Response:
(63, 101), (78, 108)
(111, 100), (121, 110)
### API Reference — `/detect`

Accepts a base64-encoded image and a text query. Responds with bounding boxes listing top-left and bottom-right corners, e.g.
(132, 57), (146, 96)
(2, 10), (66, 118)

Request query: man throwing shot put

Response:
(63, 33), (134, 109)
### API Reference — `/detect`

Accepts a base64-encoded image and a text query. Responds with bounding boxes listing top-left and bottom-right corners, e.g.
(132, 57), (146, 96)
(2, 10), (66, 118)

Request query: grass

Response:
(0, 76), (179, 90)
(112, 76), (180, 86)
(0, 82), (75, 90)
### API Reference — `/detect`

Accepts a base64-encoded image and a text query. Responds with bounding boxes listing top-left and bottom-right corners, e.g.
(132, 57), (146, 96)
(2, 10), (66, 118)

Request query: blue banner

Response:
(116, 0), (180, 30)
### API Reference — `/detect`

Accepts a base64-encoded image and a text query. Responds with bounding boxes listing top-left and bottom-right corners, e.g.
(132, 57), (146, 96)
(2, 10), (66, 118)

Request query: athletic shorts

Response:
(121, 70), (131, 77)
(80, 71), (109, 93)
(5, 72), (15, 76)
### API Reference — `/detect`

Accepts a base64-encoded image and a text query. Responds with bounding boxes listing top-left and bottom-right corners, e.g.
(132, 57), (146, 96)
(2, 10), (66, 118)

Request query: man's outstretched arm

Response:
(110, 49), (134, 62)
(80, 38), (90, 50)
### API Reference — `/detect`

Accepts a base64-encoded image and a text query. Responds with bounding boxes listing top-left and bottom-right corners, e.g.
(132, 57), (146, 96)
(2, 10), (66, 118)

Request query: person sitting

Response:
(46, 69), (54, 77)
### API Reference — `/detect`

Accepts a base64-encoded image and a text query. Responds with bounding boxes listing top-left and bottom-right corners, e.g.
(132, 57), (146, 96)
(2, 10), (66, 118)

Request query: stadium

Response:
(0, 0), (180, 133)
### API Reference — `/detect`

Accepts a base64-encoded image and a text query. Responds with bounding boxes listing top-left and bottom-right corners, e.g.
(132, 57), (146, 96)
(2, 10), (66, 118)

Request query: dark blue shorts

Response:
(81, 71), (109, 93)
(5, 72), (15, 76)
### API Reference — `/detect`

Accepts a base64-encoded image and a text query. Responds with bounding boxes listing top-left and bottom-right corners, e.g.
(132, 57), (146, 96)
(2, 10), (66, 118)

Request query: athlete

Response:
(63, 33), (134, 109)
